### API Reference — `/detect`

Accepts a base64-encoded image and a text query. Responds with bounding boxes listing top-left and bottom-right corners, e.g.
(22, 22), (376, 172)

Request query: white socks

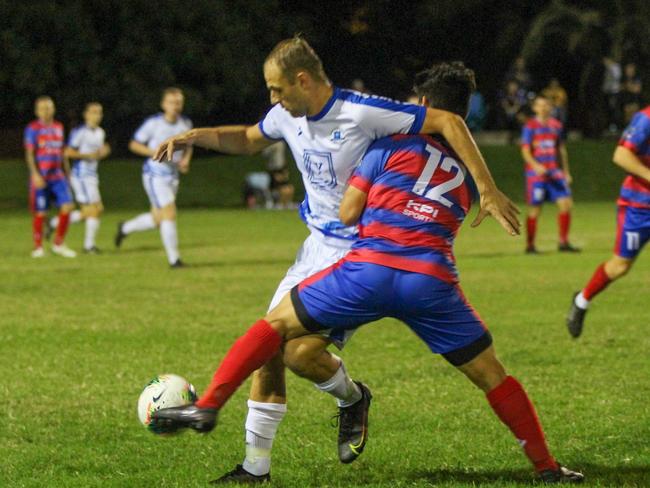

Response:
(574, 291), (590, 310)
(160, 219), (179, 264)
(51, 210), (82, 228)
(84, 217), (100, 250)
(243, 400), (287, 476)
(122, 213), (156, 234)
(315, 358), (362, 408)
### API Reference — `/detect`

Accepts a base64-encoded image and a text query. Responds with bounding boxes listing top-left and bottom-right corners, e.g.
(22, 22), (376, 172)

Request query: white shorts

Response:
(70, 174), (101, 205)
(269, 228), (355, 349)
(142, 173), (178, 209)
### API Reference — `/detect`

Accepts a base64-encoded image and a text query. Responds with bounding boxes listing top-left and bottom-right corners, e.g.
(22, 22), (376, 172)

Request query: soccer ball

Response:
(137, 373), (197, 434)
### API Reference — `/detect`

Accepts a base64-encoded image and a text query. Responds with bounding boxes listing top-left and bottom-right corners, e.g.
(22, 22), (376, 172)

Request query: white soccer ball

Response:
(137, 373), (197, 434)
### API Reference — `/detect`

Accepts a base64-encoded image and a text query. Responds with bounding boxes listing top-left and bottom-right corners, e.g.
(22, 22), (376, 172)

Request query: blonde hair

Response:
(265, 36), (327, 83)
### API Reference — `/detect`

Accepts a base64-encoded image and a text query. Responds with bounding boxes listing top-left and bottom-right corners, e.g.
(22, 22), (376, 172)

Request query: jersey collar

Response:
(307, 86), (340, 122)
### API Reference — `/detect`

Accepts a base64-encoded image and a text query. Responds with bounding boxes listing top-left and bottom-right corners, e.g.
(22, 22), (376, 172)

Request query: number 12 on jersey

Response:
(412, 144), (466, 208)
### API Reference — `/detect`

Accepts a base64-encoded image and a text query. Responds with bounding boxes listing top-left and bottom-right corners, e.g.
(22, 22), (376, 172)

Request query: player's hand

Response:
(533, 164), (547, 177)
(98, 143), (111, 159)
(471, 188), (521, 236)
(31, 173), (46, 189)
(153, 131), (195, 162)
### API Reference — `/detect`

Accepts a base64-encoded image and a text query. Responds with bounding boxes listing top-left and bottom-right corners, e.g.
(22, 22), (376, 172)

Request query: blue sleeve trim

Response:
(258, 120), (283, 141)
(337, 88), (422, 116)
(408, 106), (427, 134)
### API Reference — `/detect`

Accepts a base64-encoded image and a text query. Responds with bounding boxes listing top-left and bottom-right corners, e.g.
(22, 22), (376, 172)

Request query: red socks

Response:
(196, 320), (282, 409)
(582, 263), (612, 301)
(526, 217), (537, 248)
(54, 212), (70, 246)
(32, 214), (44, 248)
(558, 212), (571, 245)
(487, 376), (558, 473)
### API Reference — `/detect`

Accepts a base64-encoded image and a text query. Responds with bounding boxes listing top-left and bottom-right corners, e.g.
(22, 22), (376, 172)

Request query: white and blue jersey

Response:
(259, 87), (426, 241)
(68, 124), (105, 178)
(133, 113), (193, 177)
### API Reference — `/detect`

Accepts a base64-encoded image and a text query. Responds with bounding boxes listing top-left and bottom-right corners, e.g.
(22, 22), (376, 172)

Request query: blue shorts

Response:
(526, 176), (571, 206)
(30, 179), (73, 212)
(614, 205), (650, 259)
(291, 260), (492, 366)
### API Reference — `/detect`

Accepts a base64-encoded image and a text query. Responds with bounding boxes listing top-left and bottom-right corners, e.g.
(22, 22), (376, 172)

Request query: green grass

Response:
(1, 203), (649, 487)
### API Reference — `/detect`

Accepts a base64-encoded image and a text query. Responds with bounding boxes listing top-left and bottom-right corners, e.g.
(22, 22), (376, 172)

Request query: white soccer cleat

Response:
(51, 244), (77, 258)
(31, 247), (45, 258)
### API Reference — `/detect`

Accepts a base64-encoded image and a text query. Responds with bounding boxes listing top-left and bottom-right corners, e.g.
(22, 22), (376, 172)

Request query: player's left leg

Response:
(456, 346), (584, 484)
(81, 202), (102, 253)
(400, 275), (583, 483)
(567, 205), (649, 337)
(158, 202), (182, 267)
(555, 195), (579, 252)
(50, 180), (77, 258)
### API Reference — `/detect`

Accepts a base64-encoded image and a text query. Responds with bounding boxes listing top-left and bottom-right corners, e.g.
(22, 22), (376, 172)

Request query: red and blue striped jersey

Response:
(617, 106), (650, 209)
(520, 117), (565, 178)
(24, 120), (65, 181)
(346, 134), (476, 284)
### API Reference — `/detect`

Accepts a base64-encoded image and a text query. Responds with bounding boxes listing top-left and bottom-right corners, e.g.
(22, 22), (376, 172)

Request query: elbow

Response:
(127, 140), (138, 153)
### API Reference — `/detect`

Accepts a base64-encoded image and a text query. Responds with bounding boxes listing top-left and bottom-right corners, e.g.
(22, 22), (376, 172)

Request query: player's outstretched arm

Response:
(129, 140), (154, 158)
(613, 146), (650, 184)
(153, 124), (273, 162)
(422, 109), (521, 235)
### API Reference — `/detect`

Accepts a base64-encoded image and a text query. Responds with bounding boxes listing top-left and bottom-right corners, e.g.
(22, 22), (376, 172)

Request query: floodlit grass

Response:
(1, 203), (648, 487)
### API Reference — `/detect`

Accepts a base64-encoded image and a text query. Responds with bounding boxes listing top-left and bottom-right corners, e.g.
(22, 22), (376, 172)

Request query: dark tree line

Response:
(2, 0), (649, 153)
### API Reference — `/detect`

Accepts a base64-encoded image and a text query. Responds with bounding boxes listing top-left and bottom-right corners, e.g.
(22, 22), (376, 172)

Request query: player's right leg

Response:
(525, 180), (544, 254)
(158, 202), (182, 267)
(30, 183), (48, 257)
(50, 180), (77, 258)
(81, 203), (102, 253)
(567, 205), (648, 338)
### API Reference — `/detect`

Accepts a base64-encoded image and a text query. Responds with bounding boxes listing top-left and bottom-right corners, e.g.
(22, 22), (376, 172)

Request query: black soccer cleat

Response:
(114, 222), (126, 248)
(558, 242), (581, 253)
(526, 245), (540, 254)
(335, 381), (372, 464)
(539, 465), (585, 484)
(170, 259), (185, 268)
(150, 404), (217, 433)
(566, 292), (588, 338)
(210, 464), (270, 484)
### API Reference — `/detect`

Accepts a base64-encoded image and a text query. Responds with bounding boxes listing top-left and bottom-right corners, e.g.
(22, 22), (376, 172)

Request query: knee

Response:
(558, 198), (573, 212)
(606, 258), (632, 279)
(527, 206), (541, 218)
(60, 203), (73, 214)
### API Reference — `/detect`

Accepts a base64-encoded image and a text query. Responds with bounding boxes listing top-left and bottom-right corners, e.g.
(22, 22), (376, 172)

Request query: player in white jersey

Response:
(153, 37), (519, 483)
(58, 102), (111, 253)
(115, 88), (193, 267)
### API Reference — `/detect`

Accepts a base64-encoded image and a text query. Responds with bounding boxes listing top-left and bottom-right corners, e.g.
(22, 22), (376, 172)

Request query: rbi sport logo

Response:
(303, 149), (337, 189)
(403, 199), (439, 222)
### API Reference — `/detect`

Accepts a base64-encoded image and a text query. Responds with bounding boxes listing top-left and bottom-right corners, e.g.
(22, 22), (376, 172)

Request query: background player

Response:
(24, 96), (76, 258)
(57, 102), (111, 253)
(152, 62), (582, 484)
(566, 106), (650, 337)
(115, 88), (193, 267)
(521, 95), (579, 253)
(153, 37), (520, 482)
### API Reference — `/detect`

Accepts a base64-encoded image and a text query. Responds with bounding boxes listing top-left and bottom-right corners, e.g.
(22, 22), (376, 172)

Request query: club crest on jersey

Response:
(330, 129), (345, 142)
(303, 149), (337, 189)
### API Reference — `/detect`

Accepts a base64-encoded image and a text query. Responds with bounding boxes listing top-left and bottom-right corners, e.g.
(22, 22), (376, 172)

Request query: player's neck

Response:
(307, 83), (334, 118)
(38, 118), (54, 125)
(163, 113), (179, 123)
(536, 115), (550, 124)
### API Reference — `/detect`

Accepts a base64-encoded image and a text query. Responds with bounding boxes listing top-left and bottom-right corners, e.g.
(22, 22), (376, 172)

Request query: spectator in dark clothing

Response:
(621, 62), (643, 124)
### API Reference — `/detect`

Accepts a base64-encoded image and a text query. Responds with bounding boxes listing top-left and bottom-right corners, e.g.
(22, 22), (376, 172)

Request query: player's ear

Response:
(420, 95), (429, 107)
(295, 71), (310, 90)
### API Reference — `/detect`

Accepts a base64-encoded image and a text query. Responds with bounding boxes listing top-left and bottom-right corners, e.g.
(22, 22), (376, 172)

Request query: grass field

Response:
(1, 202), (649, 487)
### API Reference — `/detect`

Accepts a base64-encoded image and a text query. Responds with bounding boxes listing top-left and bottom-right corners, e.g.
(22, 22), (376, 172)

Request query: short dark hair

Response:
(265, 35), (327, 83)
(413, 62), (476, 117)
